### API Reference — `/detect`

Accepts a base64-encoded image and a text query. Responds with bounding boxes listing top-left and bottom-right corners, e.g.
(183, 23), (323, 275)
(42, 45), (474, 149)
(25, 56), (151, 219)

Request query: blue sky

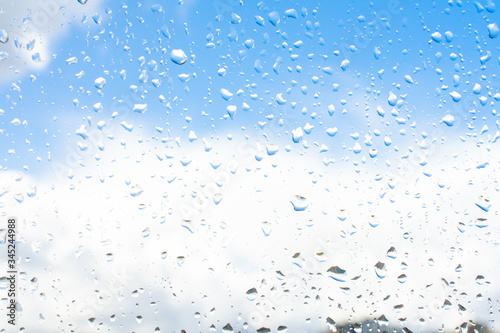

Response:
(1, 0), (499, 177)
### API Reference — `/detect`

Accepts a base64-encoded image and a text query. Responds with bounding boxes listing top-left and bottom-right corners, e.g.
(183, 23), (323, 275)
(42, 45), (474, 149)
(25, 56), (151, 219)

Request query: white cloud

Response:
(0, 0), (105, 85)
(1, 128), (499, 332)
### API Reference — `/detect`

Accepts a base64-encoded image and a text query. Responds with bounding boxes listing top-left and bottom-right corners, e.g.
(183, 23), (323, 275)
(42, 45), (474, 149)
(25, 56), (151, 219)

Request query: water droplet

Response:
(386, 246), (397, 259)
(268, 11), (280, 26)
(0, 51), (8, 61)
(290, 195), (308, 211)
(226, 105), (237, 119)
(66, 56), (78, 65)
(93, 102), (103, 112)
(177, 256), (185, 266)
(94, 77), (106, 89)
(26, 39), (35, 51)
(292, 127), (304, 143)
(230, 13), (241, 24)
(327, 266), (347, 282)
(431, 31), (442, 42)
(374, 261), (387, 279)
(142, 227), (150, 237)
(0, 29), (8, 44)
(222, 323), (233, 332)
(133, 104), (147, 113)
(220, 88), (233, 101)
(266, 144), (279, 155)
(397, 274), (407, 283)
(450, 91), (462, 102)
(261, 221), (272, 236)
(488, 23), (499, 38)
(441, 114), (455, 126)
(475, 218), (488, 228)
(326, 317), (336, 331)
(246, 287), (258, 300)
(170, 49), (188, 65)
(255, 15), (265, 26)
(130, 185), (144, 197)
(352, 142), (362, 154)
(388, 91), (397, 106)
(276, 93), (287, 105)
(340, 59), (350, 71)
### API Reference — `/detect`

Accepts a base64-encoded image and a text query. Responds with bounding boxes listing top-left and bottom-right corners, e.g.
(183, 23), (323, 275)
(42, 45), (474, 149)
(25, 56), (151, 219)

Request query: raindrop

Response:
(374, 261), (387, 279)
(290, 195), (308, 211)
(0, 29), (8, 44)
(388, 91), (397, 106)
(450, 91), (462, 102)
(170, 49), (188, 65)
(386, 246), (397, 259)
(487, 23), (499, 38)
(94, 77), (106, 89)
(66, 57), (78, 65)
(222, 323), (233, 332)
(261, 221), (272, 236)
(268, 11), (280, 26)
(226, 105), (237, 119)
(133, 104), (148, 113)
(246, 287), (258, 301)
(327, 266), (347, 282)
(177, 256), (185, 266)
(431, 31), (442, 42)
(230, 13), (241, 24)
(441, 114), (454, 126)
(220, 88), (233, 101)
(292, 127), (304, 143)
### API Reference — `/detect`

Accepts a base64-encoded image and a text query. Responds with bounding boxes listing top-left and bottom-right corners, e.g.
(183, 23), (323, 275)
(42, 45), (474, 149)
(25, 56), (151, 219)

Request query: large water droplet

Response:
(268, 11), (280, 26)
(487, 23), (499, 38)
(290, 195), (308, 211)
(388, 91), (397, 106)
(220, 88), (233, 101)
(170, 49), (188, 65)
(441, 114), (454, 126)
(0, 29), (8, 44)
(292, 127), (304, 143)
(94, 77), (106, 89)
(450, 91), (462, 102)
(246, 287), (258, 301)
(431, 31), (442, 42)
(222, 323), (234, 332)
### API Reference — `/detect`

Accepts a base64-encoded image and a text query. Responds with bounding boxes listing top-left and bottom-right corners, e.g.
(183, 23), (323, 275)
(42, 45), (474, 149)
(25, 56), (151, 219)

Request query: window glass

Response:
(0, 1), (499, 332)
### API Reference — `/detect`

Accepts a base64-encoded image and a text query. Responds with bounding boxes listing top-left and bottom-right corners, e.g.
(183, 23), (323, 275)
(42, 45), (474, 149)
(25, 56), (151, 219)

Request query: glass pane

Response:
(0, 1), (498, 332)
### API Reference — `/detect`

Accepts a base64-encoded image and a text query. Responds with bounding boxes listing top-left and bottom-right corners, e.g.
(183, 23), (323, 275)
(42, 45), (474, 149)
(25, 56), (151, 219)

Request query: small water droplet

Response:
(327, 266), (347, 282)
(0, 29), (8, 44)
(374, 261), (387, 279)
